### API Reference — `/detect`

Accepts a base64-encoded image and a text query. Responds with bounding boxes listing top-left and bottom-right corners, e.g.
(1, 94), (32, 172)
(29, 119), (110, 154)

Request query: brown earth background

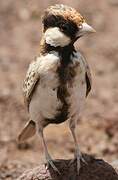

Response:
(0, 0), (118, 179)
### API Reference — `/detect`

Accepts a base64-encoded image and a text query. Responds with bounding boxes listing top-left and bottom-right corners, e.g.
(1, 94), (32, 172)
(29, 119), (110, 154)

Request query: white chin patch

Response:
(44, 27), (71, 47)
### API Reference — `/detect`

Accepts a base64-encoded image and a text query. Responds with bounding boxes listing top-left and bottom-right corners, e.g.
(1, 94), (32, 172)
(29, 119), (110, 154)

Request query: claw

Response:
(81, 156), (88, 165)
(76, 155), (81, 175)
(45, 155), (61, 175)
(75, 150), (87, 164)
(69, 152), (87, 175)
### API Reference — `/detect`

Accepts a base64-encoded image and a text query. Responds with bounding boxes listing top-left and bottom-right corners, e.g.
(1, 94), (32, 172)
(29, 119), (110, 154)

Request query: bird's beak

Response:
(77, 22), (96, 38)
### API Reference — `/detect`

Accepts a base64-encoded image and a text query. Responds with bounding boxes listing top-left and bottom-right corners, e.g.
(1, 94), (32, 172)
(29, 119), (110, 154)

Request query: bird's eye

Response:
(61, 24), (69, 32)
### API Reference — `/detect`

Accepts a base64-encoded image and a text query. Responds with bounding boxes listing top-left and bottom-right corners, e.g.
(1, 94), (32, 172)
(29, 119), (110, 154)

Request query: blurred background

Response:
(0, 0), (118, 178)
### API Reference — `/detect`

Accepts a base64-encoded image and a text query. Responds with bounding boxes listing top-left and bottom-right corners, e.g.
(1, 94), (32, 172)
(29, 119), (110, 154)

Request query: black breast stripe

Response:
(45, 45), (76, 125)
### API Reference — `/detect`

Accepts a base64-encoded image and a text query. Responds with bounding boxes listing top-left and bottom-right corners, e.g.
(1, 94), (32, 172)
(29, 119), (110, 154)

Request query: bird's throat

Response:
(40, 41), (76, 65)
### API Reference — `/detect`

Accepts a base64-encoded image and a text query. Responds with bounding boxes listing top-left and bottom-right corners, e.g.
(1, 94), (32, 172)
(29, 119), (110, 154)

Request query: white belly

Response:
(29, 72), (61, 123)
(29, 51), (87, 126)
(68, 74), (86, 121)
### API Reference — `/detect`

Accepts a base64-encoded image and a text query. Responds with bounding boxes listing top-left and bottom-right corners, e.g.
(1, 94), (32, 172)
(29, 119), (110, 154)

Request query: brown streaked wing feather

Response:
(23, 60), (40, 109)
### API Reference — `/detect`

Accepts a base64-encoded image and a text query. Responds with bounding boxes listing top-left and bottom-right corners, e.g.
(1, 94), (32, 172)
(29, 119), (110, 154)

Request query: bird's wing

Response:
(82, 56), (92, 96)
(19, 58), (41, 142)
(23, 58), (40, 110)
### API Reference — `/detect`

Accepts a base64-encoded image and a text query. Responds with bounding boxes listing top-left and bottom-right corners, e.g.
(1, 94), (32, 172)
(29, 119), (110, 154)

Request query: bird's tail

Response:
(18, 120), (36, 143)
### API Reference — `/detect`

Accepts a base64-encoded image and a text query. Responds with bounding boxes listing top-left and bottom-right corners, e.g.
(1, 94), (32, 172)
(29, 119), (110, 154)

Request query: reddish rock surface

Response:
(18, 154), (118, 180)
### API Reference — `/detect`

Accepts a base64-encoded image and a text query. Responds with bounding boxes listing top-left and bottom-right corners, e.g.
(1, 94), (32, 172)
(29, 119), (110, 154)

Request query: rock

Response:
(17, 154), (118, 180)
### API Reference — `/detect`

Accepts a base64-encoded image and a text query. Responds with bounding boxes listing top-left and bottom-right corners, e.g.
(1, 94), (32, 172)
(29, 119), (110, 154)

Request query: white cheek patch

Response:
(44, 27), (71, 47)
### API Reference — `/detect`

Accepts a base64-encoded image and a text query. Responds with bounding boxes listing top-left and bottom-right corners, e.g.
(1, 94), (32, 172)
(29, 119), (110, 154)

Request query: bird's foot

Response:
(45, 154), (61, 175)
(70, 150), (87, 175)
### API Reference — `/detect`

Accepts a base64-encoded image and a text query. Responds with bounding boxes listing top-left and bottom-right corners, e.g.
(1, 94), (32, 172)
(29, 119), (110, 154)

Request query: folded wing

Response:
(82, 56), (92, 96)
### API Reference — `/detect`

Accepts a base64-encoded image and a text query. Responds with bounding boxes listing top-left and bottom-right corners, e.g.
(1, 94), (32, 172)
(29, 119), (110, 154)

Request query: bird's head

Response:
(42, 4), (95, 48)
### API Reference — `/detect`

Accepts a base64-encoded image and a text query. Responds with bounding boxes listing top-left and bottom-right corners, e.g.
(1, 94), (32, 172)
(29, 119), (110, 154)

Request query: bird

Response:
(18, 4), (95, 175)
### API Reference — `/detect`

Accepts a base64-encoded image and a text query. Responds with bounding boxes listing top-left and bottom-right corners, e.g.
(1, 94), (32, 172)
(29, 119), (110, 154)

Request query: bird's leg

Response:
(69, 119), (86, 175)
(39, 130), (60, 174)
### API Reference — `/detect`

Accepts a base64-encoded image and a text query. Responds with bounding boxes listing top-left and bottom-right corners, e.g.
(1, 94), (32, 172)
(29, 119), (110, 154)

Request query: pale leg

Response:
(69, 119), (85, 175)
(39, 129), (60, 174)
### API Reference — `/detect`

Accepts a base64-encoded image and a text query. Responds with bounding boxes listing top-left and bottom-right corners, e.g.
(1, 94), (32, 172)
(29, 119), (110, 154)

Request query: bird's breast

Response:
(54, 52), (86, 123)
(29, 51), (86, 126)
